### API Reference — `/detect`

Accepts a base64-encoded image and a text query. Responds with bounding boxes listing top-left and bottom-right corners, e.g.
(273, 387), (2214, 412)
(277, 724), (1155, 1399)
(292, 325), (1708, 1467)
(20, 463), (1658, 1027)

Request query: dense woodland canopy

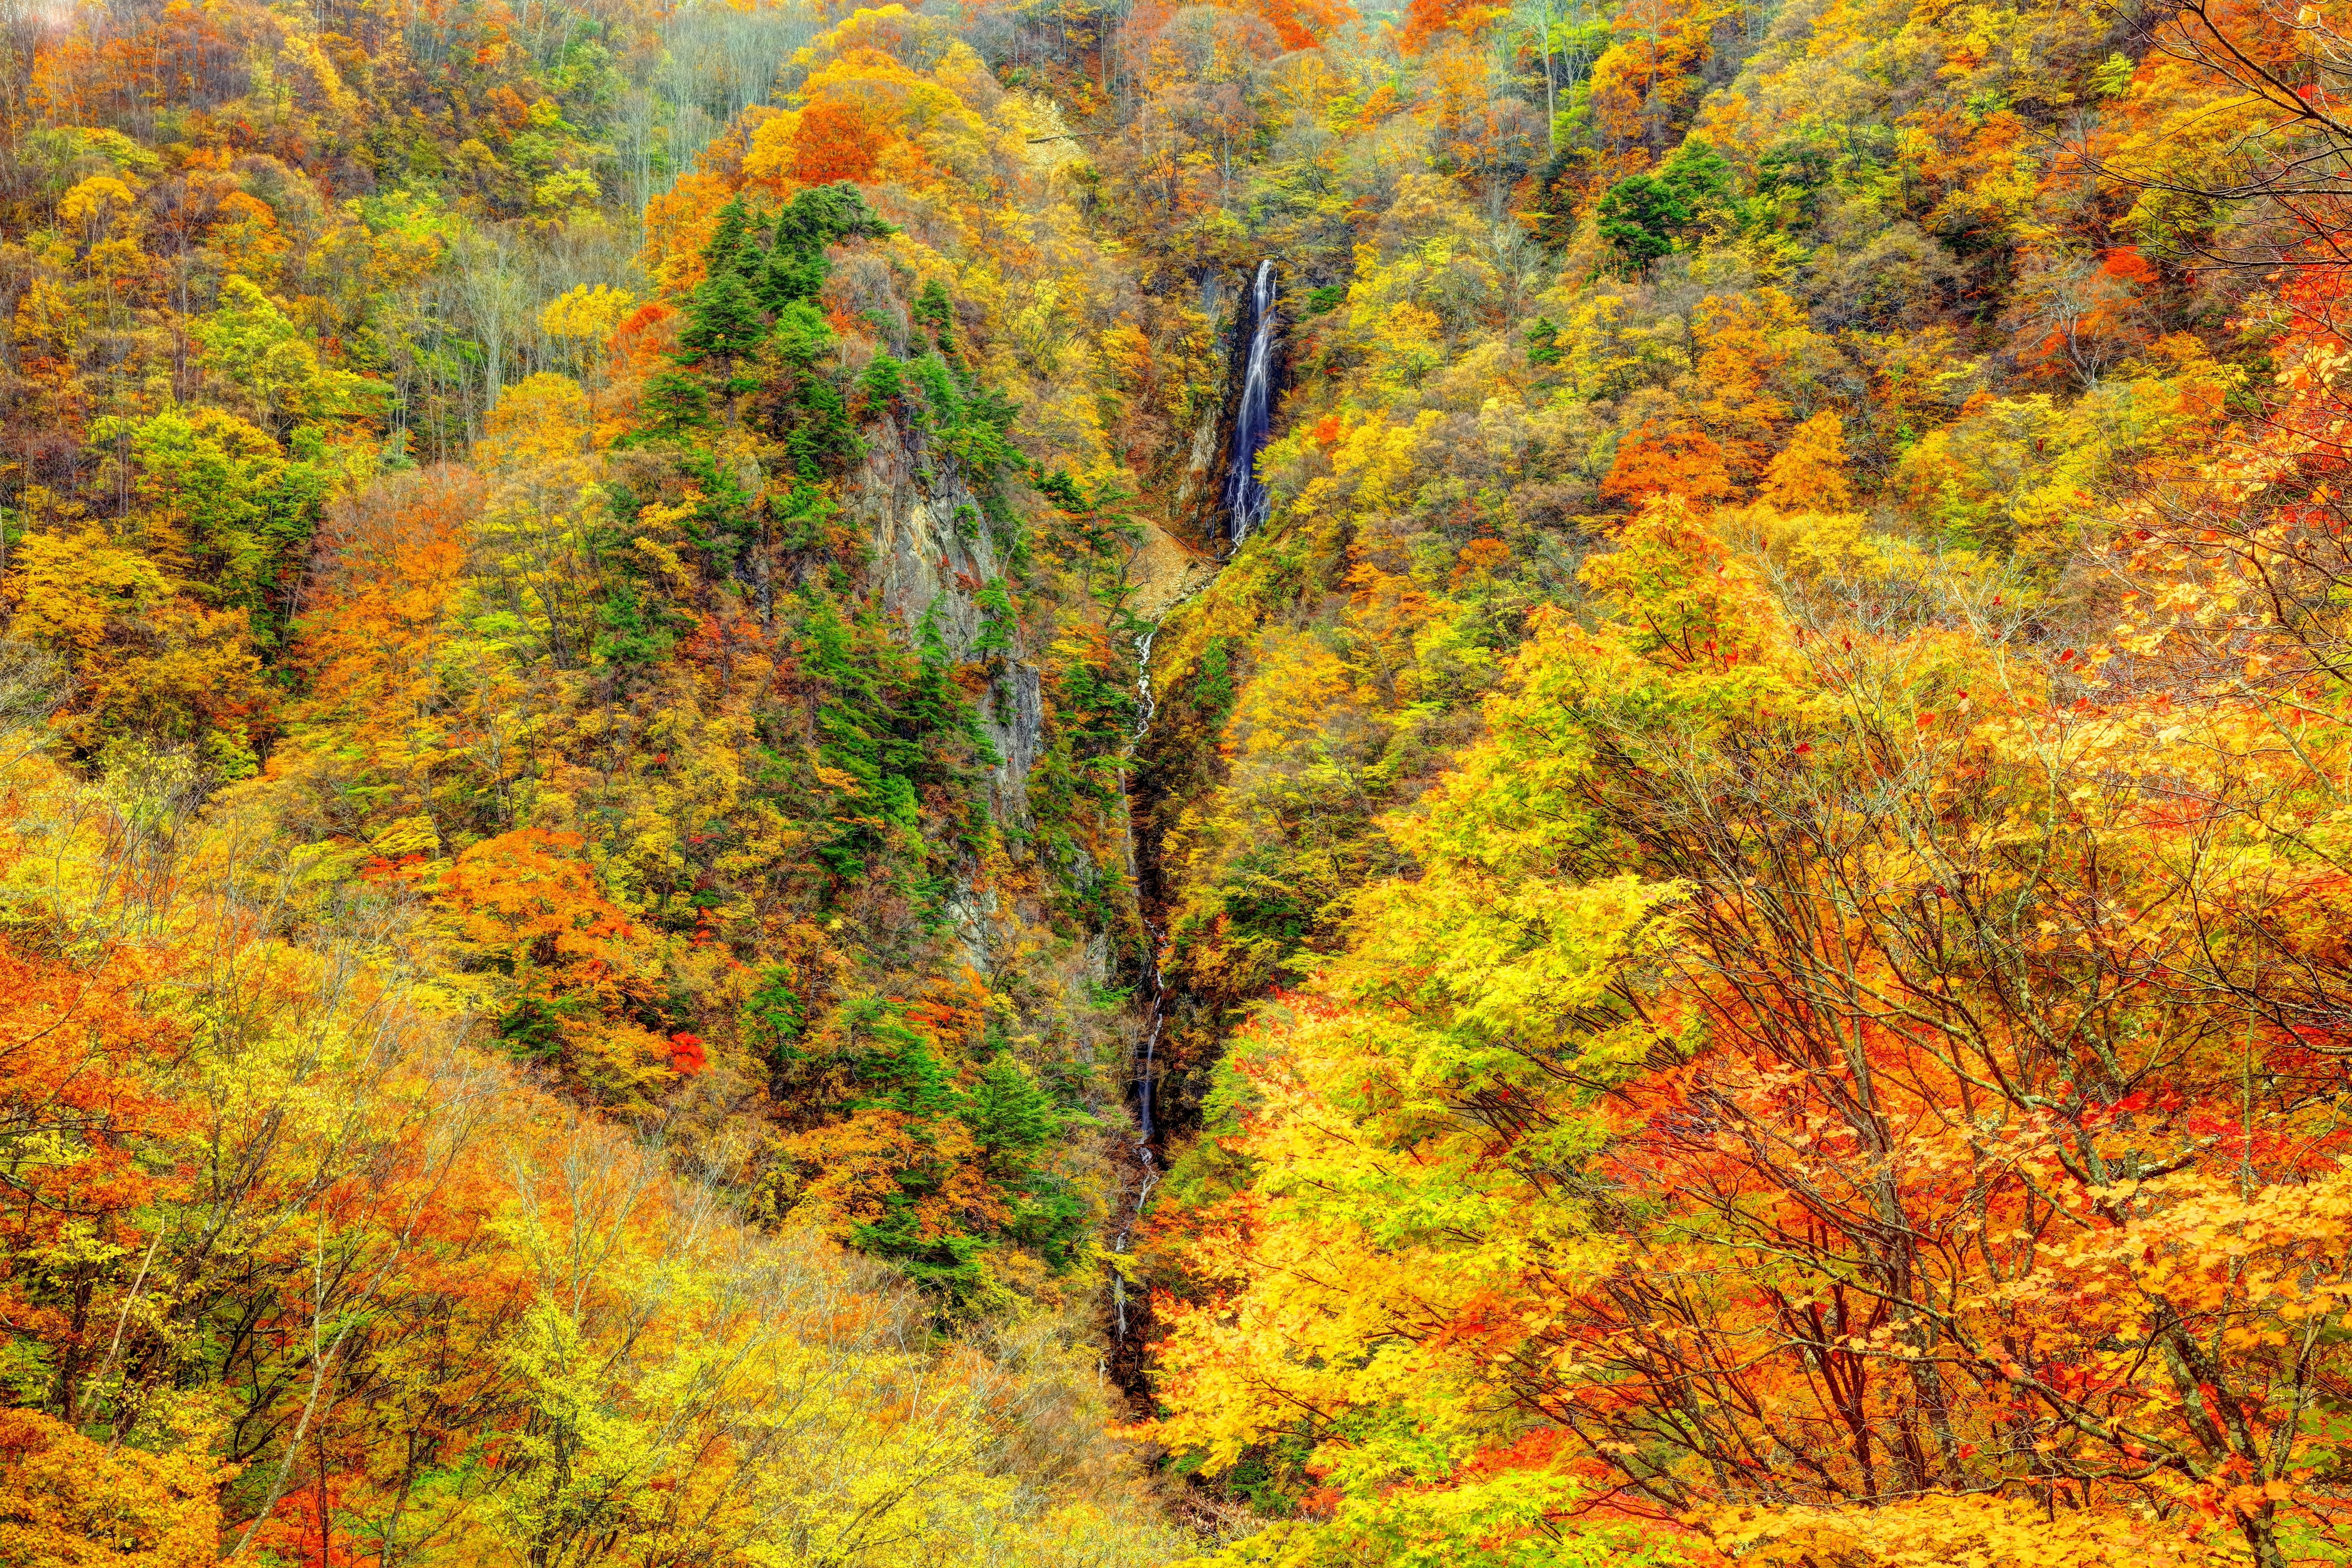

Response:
(3, 0), (2352, 1559)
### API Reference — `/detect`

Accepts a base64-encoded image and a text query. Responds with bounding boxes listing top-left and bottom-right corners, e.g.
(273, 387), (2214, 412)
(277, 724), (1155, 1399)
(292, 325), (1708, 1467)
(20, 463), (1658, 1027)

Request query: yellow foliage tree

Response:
(1759, 409), (1855, 510)
(0, 1410), (230, 1568)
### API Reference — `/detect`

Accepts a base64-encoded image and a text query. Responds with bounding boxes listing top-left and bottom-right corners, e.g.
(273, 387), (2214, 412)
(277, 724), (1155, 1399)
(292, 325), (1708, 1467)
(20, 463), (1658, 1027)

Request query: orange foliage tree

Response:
(1599, 420), (1735, 504)
(790, 96), (890, 185)
(436, 828), (675, 1101)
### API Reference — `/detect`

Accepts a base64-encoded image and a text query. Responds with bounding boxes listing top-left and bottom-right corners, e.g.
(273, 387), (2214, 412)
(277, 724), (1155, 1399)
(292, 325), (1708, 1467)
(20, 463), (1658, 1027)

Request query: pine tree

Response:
(914, 278), (956, 353)
(970, 1055), (1060, 1172)
(703, 196), (761, 282)
(676, 272), (768, 375)
(639, 369), (712, 439)
(757, 183), (895, 309)
(1596, 174), (1690, 269)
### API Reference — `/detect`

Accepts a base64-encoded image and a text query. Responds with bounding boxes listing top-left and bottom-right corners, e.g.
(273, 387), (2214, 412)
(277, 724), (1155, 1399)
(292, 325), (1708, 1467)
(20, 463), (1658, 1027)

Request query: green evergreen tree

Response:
(761, 182), (895, 308)
(975, 577), (1017, 659)
(1658, 137), (1734, 227)
(859, 351), (905, 407)
(1526, 315), (1564, 367)
(677, 272), (769, 376)
(1596, 174), (1688, 269)
(703, 196), (764, 283)
(970, 1055), (1060, 1171)
(743, 966), (806, 1068)
(640, 369), (712, 439)
(913, 278), (956, 353)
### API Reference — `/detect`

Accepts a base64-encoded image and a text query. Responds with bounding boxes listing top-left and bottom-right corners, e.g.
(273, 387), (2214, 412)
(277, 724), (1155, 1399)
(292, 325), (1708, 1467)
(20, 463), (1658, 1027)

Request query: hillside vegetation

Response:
(3, 0), (2351, 1561)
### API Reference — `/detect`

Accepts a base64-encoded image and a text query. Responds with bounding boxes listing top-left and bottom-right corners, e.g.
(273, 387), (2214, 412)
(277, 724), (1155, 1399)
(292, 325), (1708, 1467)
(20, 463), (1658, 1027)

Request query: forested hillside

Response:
(3, 0), (2351, 1559)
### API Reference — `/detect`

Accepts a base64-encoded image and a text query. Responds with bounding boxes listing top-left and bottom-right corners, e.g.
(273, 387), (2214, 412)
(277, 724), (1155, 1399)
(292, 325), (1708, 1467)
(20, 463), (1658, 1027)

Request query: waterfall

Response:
(1221, 260), (1280, 546)
(1110, 916), (1163, 1345)
(1125, 612), (1178, 1147)
(1107, 572), (1207, 1359)
(1109, 635), (1172, 1345)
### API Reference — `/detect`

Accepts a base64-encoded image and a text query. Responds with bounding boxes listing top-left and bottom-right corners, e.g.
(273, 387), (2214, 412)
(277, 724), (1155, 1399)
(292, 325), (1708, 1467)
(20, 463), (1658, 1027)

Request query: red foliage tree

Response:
(1400, 0), (1499, 54)
(789, 98), (888, 186)
(1254, 0), (1356, 51)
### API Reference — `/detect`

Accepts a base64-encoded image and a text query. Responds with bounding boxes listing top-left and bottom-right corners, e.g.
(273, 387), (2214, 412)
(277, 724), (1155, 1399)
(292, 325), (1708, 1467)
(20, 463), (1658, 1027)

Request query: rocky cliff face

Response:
(852, 414), (1047, 841)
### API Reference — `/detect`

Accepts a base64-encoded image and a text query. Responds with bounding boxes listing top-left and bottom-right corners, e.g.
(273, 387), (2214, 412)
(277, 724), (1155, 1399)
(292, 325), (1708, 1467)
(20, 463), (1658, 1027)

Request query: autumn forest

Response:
(0, 0), (2348, 1558)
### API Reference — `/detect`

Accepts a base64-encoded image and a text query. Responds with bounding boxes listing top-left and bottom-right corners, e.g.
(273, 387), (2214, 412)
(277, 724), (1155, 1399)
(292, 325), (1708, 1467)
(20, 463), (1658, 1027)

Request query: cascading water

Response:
(1220, 260), (1280, 547)
(1106, 265), (1277, 1381)
(1107, 577), (1205, 1363)
(1126, 622), (1171, 1151)
(1109, 918), (1164, 1345)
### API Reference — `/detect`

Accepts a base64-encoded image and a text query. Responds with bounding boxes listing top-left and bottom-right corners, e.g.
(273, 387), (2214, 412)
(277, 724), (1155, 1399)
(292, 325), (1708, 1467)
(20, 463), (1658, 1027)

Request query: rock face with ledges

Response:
(848, 410), (1044, 836)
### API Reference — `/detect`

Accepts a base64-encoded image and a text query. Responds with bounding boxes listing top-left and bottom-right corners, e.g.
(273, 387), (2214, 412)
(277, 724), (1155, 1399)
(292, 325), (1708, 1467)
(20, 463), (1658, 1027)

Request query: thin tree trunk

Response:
(1541, 0), (1556, 152)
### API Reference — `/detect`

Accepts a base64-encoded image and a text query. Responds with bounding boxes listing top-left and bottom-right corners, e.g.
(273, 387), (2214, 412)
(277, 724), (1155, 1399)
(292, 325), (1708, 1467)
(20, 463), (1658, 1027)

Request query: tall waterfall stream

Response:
(1221, 260), (1281, 548)
(1110, 613), (1174, 1348)
(1107, 260), (1279, 1388)
(1105, 261), (1289, 1401)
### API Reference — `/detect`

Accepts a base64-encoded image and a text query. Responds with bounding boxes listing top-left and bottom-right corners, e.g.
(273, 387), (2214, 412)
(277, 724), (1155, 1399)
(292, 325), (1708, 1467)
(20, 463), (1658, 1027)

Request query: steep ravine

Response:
(1103, 259), (1284, 1408)
(844, 255), (1284, 1408)
(1105, 552), (1210, 1406)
